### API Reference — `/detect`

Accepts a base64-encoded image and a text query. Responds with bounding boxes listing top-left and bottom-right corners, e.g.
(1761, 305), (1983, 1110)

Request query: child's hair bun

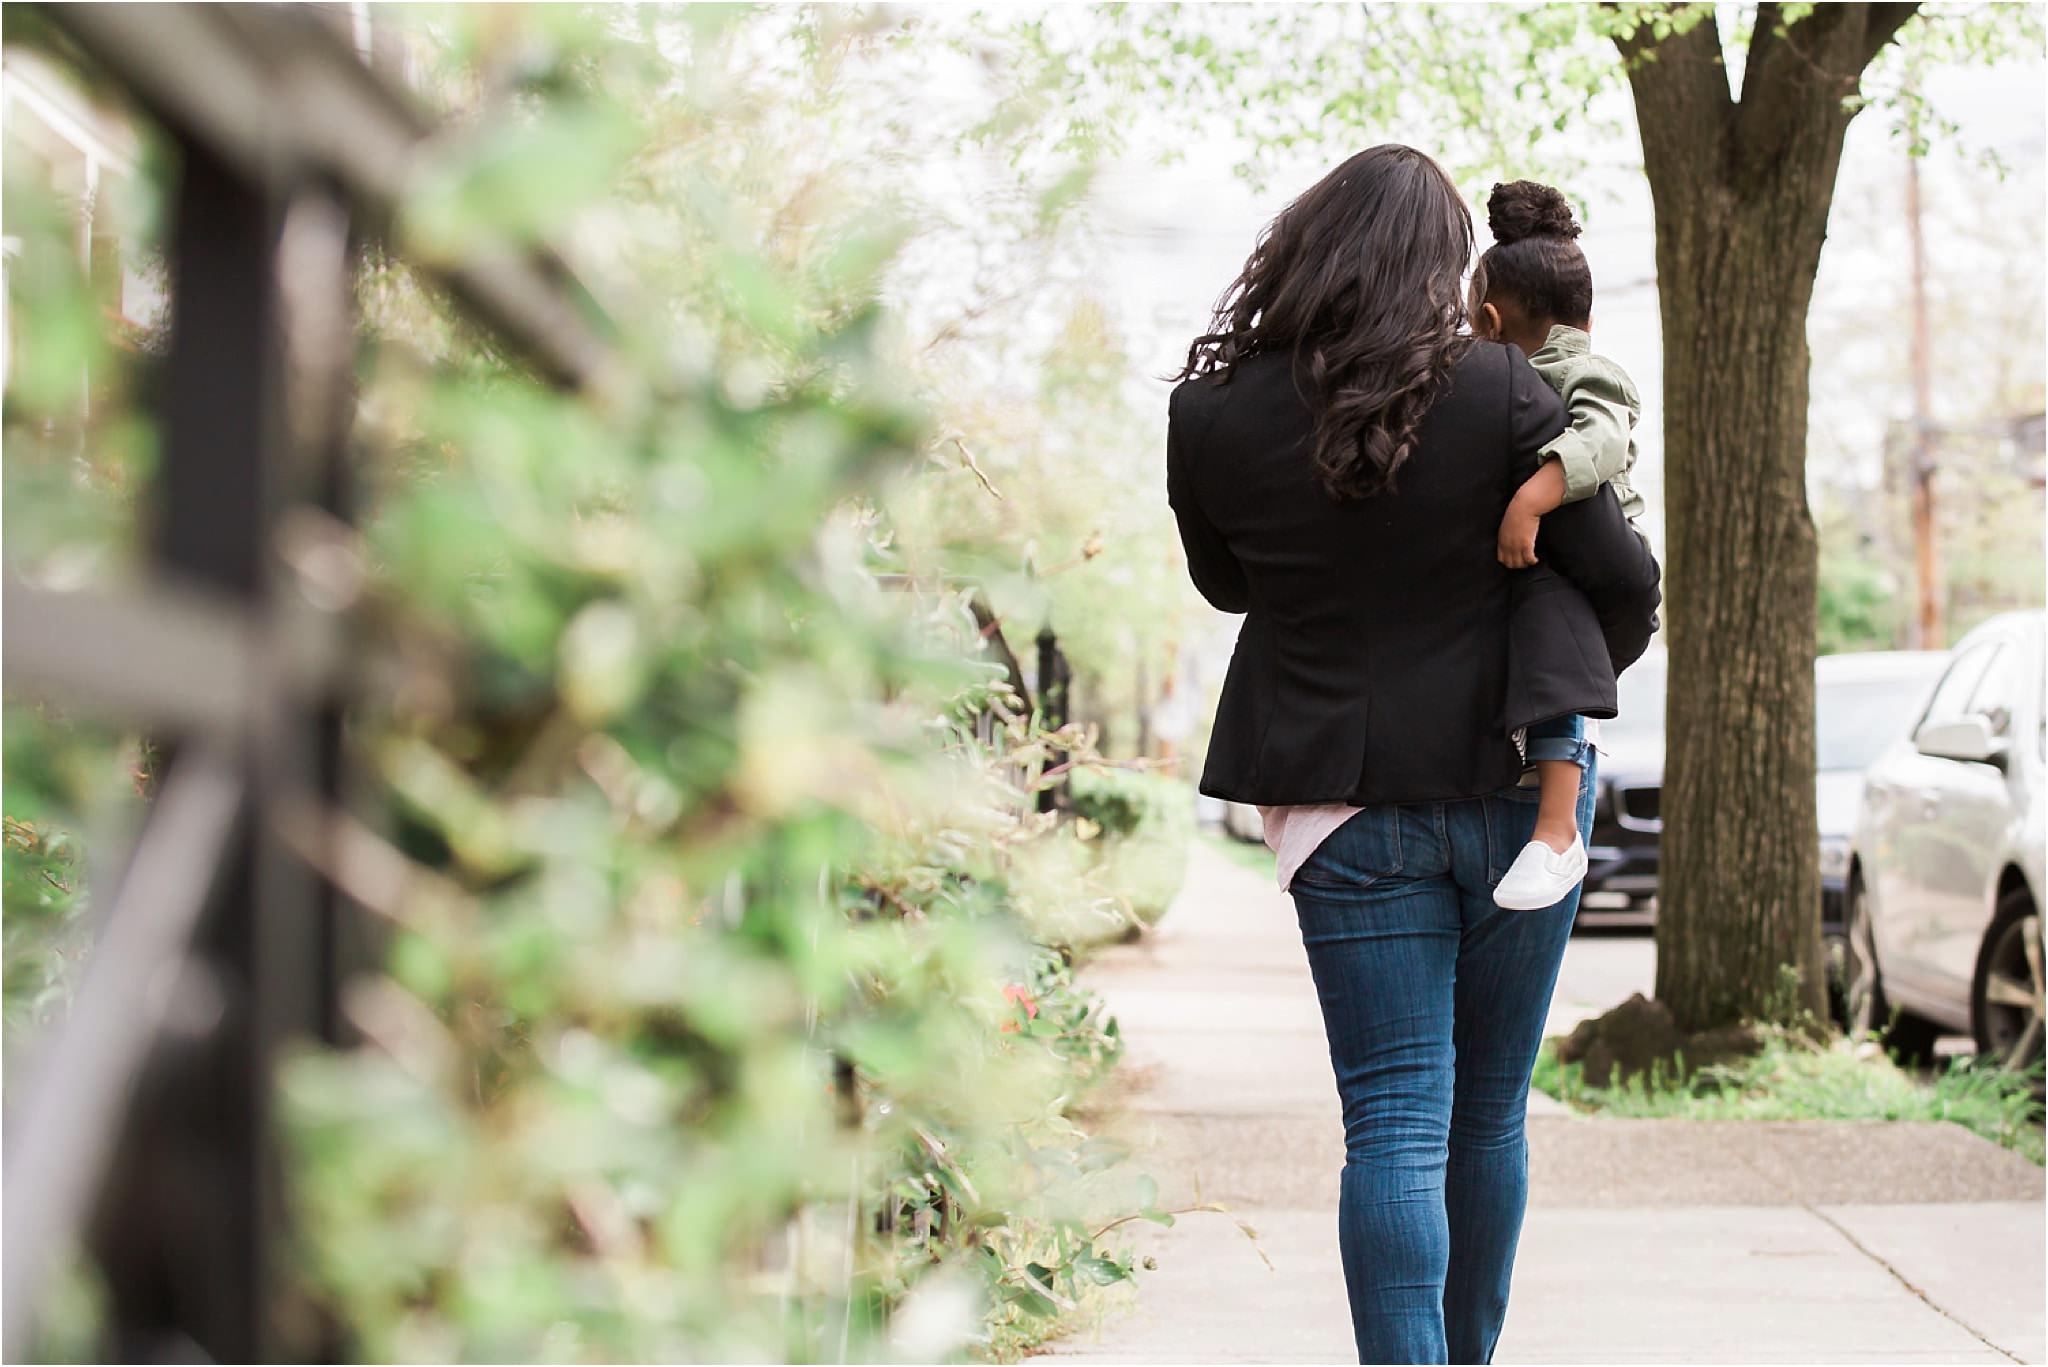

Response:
(1487, 181), (1581, 245)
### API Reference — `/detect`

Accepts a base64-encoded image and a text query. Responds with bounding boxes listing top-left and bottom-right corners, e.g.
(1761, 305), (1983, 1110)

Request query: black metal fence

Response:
(2, 7), (612, 1359)
(1033, 626), (1074, 812)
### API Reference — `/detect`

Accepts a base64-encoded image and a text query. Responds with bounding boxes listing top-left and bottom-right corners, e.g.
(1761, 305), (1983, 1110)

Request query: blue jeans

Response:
(1288, 759), (1595, 1364)
(1523, 712), (1591, 768)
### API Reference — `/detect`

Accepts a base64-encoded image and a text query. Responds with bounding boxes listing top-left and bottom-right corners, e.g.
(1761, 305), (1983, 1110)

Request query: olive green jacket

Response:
(1528, 325), (1646, 522)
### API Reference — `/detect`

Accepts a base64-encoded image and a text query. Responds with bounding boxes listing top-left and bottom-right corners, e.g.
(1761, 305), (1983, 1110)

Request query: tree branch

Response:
(1858, 2), (1923, 67)
(1737, 1), (1788, 109)
(1735, 1), (1855, 156)
(1612, 4), (1734, 195)
(1613, 3), (1733, 114)
(1732, 3), (1919, 177)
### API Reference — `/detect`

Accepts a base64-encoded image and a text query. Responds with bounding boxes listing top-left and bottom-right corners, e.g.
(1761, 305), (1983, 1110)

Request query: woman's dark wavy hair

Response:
(1175, 144), (1476, 501)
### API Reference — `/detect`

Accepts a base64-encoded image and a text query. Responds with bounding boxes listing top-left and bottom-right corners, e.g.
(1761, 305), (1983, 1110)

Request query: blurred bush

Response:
(0, 133), (161, 1056)
(1, 707), (137, 1047)
(1066, 769), (1194, 929)
(5, 6), (1189, 1361)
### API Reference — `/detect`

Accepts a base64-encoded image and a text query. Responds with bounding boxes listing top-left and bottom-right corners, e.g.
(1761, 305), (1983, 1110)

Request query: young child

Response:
(1472, 180), (1649, 910)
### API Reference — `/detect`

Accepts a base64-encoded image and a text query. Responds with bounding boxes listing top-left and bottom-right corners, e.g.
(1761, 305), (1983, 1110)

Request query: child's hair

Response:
(1476, 181), (1592, 327)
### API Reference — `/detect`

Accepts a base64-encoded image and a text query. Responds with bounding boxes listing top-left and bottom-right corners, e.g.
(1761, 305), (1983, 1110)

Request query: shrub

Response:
(1066, 768), (1193, 928)
(3, 11), (1181, 1360)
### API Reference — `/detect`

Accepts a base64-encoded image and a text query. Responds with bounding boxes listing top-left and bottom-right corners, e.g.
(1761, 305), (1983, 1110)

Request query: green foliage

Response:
(5, 7), (1184, 1360)
(1030, 3), (1632, 196)
(1065, 768), (1157, 841)
(1, 708), (137, 1046)
(0, 168), (111, 415)
(19, 1252), (109, 1366)
(886, 300), (1191, 764)
(272, 11), (1171, 1357)
(1033, 3), (2043, 215)
(1065, 768), (1194, 928)
(1, 154), (158, 1057)
(1818, 532), (1905, 654)
(1532, 1024), (2045, 1165)
(0, 166), (156, 574)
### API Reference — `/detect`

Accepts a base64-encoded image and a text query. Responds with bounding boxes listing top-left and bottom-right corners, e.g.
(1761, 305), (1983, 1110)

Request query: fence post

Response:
(81, 141), (352, 1366)
(1036, 626), (1068, 814)
(90, 135), (280, 1363)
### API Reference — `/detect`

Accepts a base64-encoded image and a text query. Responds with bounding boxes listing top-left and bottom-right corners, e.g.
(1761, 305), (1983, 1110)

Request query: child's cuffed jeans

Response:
(1522, 712), (1592, 769)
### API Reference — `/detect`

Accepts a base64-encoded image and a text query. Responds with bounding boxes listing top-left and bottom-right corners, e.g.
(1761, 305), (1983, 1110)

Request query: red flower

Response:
(1003, 984), (1039, 1019)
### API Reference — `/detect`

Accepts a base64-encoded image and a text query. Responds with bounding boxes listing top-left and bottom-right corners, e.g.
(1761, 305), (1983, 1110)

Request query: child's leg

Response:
(1523, 714), (1590, 854)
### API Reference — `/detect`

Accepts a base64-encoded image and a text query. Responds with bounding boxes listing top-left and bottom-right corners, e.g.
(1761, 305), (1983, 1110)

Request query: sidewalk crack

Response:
(1802, 1203), (2023, 1365)
(1720, 1137), (2023, 1364)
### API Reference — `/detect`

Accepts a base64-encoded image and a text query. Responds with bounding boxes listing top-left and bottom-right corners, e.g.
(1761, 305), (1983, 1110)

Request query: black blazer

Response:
(1167, 341), (1661, 807)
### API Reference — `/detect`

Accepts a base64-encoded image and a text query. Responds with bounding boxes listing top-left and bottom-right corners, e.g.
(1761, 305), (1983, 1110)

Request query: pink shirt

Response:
(1260, 803), (1361, 892)
(1261, 720), (1601, 892)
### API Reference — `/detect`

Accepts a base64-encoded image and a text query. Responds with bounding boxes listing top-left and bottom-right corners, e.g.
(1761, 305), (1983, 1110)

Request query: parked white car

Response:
(1816, 650), (1948, 984)
(1845, 611), (2046, 1067)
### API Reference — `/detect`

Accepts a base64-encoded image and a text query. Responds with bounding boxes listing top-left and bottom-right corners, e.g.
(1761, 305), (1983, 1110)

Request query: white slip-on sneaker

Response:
(1493, 837), (1589, 910)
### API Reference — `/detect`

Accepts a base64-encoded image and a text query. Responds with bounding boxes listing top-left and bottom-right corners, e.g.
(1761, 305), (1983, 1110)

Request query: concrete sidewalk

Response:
(1045, 840), (2046, 1365)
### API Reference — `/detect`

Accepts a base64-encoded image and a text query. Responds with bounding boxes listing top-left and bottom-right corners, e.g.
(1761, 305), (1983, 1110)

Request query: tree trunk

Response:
(1618, 3), (1917, 1031)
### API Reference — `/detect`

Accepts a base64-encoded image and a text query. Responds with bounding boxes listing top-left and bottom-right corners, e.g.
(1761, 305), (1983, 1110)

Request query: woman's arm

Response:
(1166, 384), (1252, 614)
(1508, 351), (1661, 673)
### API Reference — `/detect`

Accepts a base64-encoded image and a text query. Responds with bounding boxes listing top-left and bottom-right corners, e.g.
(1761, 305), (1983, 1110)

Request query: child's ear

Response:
(1479, 302), (1502, 339)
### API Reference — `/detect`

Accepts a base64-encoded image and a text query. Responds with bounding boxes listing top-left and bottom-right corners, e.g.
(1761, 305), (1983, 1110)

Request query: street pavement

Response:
(1043, 838), (2046, 1365)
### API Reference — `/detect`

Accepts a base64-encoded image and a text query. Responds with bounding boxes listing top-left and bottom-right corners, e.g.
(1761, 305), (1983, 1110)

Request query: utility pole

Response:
(1904, 105), (1944, 649)
(1134, 646), (1151, 759)
(1156, 640), (1181, 778)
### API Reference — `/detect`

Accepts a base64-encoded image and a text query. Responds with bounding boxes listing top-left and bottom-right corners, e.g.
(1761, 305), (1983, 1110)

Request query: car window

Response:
(1816, 678), (1941, 770)
(1608, 657), (1666, 741)
(1919, 642), (1999, 730)
(2034, 626), (2048, 762)
(1967, 645), (2020, 736)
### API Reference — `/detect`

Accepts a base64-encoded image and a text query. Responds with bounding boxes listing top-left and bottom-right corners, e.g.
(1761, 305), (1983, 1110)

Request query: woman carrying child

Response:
(1168, 148), (1659, 1364)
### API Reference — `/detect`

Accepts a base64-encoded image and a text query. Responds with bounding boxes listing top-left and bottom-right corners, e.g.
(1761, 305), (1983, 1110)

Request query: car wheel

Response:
(1844, 871), (1940, 1061)
(1971, 888), (2044, 1071)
